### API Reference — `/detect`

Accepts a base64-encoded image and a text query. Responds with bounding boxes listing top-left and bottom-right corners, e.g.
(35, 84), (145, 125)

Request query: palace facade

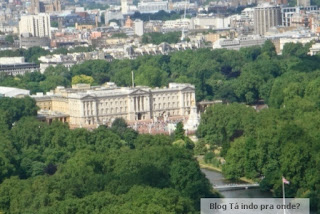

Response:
(33, 83), (196, 128)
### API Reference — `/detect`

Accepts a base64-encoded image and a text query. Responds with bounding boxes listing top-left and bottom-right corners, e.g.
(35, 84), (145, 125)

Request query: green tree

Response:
(174, 122), (185, 140)
(4, 35), (14, 44)
(135, 64), (168, 87)
(194, 139), (208, 155)
(169, 159), (218, 209)
(282, 42), (312, 58)
(71, 75), (94, 85)
(51, 21), (58, 28)
(142, 32), (181, 45)
(261, 40), (277, 58)
(0, 97), (38, 128)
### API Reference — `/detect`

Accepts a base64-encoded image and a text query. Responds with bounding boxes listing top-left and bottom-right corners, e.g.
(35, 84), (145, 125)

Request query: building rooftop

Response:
(0, 86), (30, 98)
(32, 83), (195, 99)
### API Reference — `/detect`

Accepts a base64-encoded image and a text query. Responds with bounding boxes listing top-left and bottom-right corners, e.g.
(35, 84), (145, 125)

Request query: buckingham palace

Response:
(33, 82), (197, 128)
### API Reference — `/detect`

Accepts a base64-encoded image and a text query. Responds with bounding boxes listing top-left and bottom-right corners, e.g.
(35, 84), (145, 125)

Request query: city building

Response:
(171, 1), (197, 11)
(125, 16), (134, 28)
(105, 8), (124, 25)
(134, 19), (144, 36)
(121, 0), (129, 14)
(309, 42), (320, 55)
(0, 23), (18, 34)
(0, 57), (39, 75)
(162, 18), (191, 31)
(44, 0), (62, 13)
(277, 0), (288, 5)
(254, 4), (281, 35)
(204, 31), (232, 43)
(38, 51), (106, 73)
(33, 83), (197, 128)
(191, 15), (231, 29)
(20, 36), (51, 48)
(281, 6), (317, 27)
(19, 13), (51, 39)
(290, 11), (310, 28)
(0, 86), (30, 98)
(137, 1), (169, 14)
(51, 32), (88, 48)
(241, 8), (254, 21)
(297, 0), (310, 7)
(212, 35), (267, 50)
(30, 0), (40, 14)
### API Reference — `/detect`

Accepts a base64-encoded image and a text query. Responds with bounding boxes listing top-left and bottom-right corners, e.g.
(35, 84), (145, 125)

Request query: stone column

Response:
(94, 100), (99, 125)
(141, 96), (144, 111)
(128, 96), (135, 121)
(179, 91), (184, 116)
(80, 100), (85, 125)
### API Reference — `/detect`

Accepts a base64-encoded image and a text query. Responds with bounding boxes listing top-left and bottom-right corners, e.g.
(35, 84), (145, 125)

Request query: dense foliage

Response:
(0, 100), (217, 213)
(1, 40), (319, 211)
(1, 41), (319, 105)
(197, 89), (320, 211)
(142, 32), (182, 45)
(111, 33), (128, 38)
(0, 97), (38, 128)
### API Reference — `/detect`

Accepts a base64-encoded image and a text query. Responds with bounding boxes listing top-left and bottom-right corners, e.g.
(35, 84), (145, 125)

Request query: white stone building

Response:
(105, 8), (124, 24)
(19, 13), (51, 39)
(162, 18), (191, 30)
(309, 43), (320, 55)
(138, 1), (169, 14)
(33, 83), (196, 128)
(191, 15), (231, 29)
(134, 19), (144, 36)
(0, 86), (30, 98)
(0, 57), (39, 76)
(121, 0), (129, 14)
(254, 4), (281, 36)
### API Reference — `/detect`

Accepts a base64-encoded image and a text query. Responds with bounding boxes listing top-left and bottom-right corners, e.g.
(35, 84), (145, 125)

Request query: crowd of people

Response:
(128, 116), (188, 135)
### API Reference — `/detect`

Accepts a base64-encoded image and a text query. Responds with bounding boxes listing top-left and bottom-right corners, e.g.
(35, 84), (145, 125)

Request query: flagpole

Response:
(282, 176), (286, 214)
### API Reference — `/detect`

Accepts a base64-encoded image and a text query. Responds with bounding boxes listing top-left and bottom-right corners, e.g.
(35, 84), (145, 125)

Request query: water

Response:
(201, 168), (273, 198)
